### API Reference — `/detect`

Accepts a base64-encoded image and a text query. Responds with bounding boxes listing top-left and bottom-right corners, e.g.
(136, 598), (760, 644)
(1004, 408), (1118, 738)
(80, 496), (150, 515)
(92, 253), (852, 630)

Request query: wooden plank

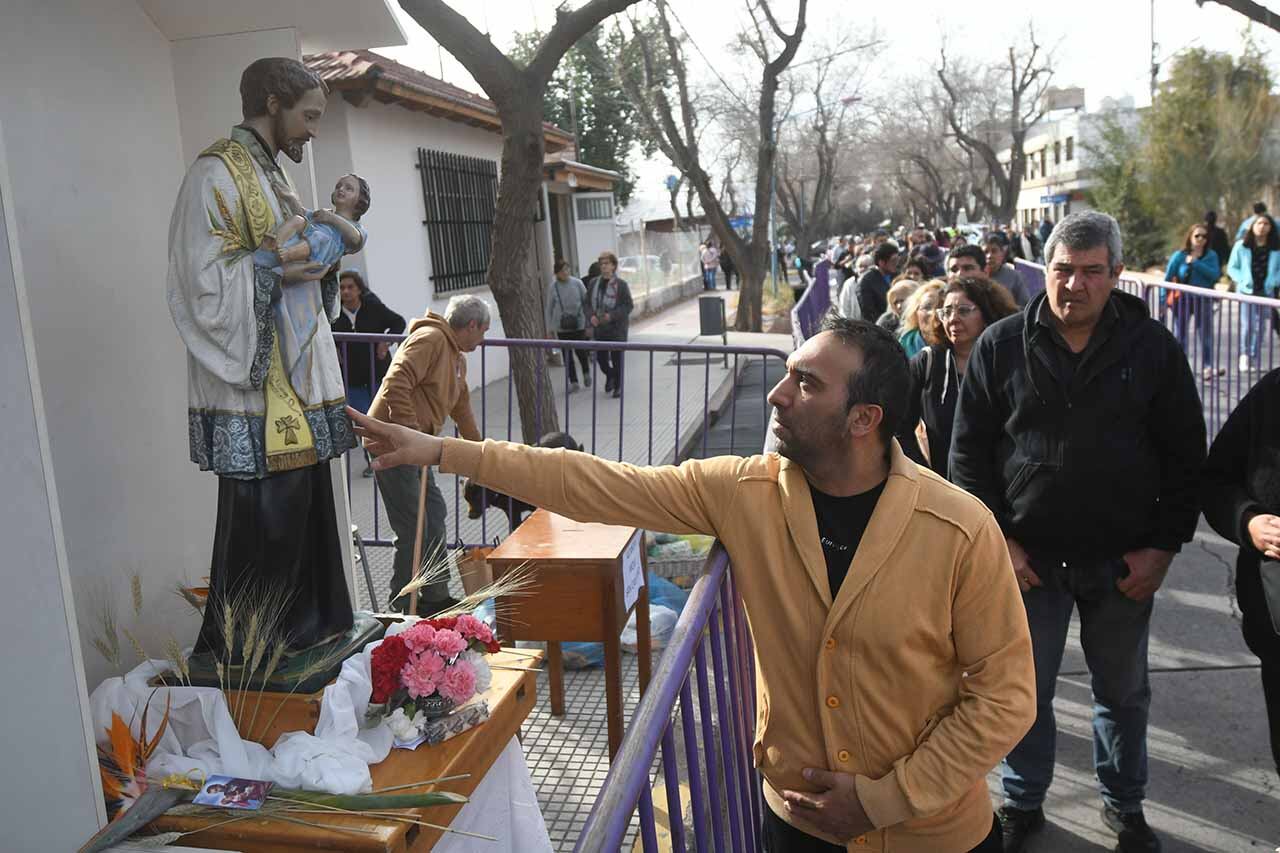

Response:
(150, 649), (543, 852)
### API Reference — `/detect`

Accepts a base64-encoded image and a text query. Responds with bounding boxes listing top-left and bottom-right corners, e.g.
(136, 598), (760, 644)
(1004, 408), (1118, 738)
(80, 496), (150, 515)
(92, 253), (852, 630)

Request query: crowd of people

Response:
(335, 208), (1278, 852)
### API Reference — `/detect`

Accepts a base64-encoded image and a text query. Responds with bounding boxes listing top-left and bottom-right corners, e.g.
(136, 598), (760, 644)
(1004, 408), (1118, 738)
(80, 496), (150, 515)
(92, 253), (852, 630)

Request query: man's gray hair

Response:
(1044, 211), (1124, 269)
(444, 294), (491, 329)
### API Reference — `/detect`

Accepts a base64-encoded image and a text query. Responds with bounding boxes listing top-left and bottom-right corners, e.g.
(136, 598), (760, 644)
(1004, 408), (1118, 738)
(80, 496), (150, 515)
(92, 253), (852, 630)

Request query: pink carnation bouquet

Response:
(369, 613), (498, 742)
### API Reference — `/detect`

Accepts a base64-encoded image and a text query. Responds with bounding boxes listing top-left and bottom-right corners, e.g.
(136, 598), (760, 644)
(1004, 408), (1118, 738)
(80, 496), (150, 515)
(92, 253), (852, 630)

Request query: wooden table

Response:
(151, 649), (542, 852)
(487, 509), (651, 758)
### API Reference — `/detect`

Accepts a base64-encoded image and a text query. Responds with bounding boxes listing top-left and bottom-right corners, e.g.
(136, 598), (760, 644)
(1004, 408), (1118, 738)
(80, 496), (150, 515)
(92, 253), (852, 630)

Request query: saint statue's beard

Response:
(273, 114), (306, 163)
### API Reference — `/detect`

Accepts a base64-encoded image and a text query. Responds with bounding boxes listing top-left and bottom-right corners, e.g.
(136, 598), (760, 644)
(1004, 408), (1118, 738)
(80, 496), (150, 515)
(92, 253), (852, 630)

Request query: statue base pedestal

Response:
(185, 612), (385, 696)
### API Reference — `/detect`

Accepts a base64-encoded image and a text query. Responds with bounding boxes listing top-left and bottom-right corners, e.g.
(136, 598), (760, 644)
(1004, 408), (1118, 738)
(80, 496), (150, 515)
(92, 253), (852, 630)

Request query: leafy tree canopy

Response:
(512, 25), (641, 205)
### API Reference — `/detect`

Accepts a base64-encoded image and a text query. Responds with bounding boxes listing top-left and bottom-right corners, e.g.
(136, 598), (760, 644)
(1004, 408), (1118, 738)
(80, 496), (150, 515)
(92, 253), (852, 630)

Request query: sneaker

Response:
(583, 373), (592, 388)
(997, 805), (1045, 853)
(1202, 366), (1215, 381)
(1240, 354), (1251, 372)
(610, 388), (622, 398)
(362, 464), (374, 478)
(1101, 806), (1161, 852)
(569, 381), (580, 393)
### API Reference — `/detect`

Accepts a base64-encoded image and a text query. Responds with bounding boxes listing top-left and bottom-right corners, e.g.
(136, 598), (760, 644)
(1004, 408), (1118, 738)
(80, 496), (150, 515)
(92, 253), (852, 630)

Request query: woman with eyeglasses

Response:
(898, 276), (1018, 478)
(1164, 223), (1222, 380)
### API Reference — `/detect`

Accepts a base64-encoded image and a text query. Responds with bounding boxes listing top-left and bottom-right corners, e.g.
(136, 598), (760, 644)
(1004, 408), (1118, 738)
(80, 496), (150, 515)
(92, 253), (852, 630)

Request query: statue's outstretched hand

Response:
(347, 407), (444, 469)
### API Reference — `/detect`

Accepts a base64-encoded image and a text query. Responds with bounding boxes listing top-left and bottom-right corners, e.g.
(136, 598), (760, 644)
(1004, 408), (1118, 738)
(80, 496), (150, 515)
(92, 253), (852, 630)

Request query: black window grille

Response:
(416, 147), (498, 294)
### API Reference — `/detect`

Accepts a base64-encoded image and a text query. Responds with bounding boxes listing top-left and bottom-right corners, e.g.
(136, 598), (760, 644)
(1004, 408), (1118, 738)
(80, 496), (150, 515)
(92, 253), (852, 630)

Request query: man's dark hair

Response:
(240, 58), (327, 119)
(817, 313), (910, 441)
(873, 242), (899, 265)
(949, 244), (987, 268)
(1243, 215), (1280, 251)
(905, 256), (929, 276)
(1254, 202), (1268, 216)
(338, 269), (368, 294)
(1205, 210), (1218, 226)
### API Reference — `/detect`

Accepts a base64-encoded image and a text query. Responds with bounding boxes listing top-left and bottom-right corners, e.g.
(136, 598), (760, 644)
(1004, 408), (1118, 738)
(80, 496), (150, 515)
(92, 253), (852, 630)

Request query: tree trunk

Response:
(489, 97), (560, 444)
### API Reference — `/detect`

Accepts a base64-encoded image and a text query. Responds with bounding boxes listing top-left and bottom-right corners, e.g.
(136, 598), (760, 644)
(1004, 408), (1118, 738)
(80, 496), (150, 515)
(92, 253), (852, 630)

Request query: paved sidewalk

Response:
(990, 521), (1278, 851)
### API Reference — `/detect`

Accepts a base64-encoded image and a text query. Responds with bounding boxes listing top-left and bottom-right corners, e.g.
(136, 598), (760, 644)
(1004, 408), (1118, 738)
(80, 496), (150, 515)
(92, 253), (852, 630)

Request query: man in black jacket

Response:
(853, 242), (898, 321)
(332, 270), (407, 473)
(950, 212), (1205, 853)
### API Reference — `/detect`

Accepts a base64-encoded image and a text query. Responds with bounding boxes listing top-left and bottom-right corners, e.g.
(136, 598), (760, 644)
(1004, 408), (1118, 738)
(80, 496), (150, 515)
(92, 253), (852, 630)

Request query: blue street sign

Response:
(1040, 193), (1069, 204)
(728, 216), (753, 229)
(665, 175), (679, 191)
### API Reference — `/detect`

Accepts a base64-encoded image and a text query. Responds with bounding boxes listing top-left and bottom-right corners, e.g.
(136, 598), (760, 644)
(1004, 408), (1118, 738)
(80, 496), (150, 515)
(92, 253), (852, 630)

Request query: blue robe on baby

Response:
(281, 211), (366, 268)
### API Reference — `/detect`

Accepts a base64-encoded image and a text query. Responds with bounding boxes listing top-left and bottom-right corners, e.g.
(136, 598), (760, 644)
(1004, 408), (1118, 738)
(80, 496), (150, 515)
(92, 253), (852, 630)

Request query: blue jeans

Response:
(1242, 304), (1267, 361)
(1171, 293), (1214, 367)
(1001, 555), (1153, 814)
(703, 268), (717, 289)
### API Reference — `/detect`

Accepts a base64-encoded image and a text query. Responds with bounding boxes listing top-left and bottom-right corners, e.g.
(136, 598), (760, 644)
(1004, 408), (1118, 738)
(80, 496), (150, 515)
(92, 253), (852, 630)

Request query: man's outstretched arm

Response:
(350, 407), (738, 538)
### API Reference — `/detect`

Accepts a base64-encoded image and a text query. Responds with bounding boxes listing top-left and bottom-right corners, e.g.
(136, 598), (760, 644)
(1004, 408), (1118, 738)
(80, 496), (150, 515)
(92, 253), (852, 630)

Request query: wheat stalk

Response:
(234, 609), (262, 726)
(89, 594), (122, 669)
(130, 573), (144, 619)
(163, 638), (190, 687)
(247, 638), (288, 738)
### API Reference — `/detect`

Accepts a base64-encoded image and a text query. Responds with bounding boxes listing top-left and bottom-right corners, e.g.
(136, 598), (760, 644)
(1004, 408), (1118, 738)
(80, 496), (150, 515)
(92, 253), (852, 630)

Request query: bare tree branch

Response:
(1197, 0), (1280, 33)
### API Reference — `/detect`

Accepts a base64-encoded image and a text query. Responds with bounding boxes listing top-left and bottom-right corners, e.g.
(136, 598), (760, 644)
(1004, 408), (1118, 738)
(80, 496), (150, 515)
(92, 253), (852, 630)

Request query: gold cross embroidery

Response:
(274, 414), (302, 445)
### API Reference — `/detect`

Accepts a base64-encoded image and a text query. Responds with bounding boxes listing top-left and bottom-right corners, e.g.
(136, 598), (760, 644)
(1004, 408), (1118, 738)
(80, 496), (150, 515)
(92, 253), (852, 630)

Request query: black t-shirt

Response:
(809, 480), (887, 597)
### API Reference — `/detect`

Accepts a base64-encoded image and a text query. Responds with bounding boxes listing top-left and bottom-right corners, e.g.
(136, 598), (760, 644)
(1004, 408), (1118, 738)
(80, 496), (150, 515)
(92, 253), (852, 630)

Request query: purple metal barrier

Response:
(334, 333), (788, 552)
(790, 259), (832, 349)
(573, 547), (762, 853)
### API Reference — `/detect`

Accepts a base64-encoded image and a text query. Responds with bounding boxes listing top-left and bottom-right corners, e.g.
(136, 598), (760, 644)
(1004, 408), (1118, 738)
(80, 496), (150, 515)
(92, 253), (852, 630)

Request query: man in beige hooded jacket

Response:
(351, 315), (1034, 851)
(368, 294), (487, 611)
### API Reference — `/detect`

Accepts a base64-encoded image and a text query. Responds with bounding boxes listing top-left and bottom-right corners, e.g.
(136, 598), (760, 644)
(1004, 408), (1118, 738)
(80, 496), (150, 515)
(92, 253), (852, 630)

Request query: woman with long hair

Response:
(1164, 222), (1222, 379)
(1227, 213), (1280, 371)
(897, 279), (945, 358)
(898, 276), (1018, 479)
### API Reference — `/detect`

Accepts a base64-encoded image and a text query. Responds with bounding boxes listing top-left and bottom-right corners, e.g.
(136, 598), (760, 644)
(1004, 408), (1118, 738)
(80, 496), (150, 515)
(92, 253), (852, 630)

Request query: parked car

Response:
(618, 255), (663, 276)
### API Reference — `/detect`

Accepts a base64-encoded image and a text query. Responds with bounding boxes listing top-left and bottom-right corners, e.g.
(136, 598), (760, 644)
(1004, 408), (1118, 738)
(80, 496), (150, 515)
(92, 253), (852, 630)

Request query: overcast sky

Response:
(374, 0), (1277, 218)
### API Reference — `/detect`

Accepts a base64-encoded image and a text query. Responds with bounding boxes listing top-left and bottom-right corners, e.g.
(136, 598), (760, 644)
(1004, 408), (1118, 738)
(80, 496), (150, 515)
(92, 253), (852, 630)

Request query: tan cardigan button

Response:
(824, 638), (836, 650)
(826, 695), (840, 709)
(854, 836), (868, 845)
(837, 749), (850, 762)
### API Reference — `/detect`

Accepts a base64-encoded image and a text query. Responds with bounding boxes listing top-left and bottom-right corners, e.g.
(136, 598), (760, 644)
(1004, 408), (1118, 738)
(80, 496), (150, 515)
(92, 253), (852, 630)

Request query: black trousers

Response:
(1239, 556), (1280, 776)
(763, 804), (1001, 853)
(196, 464), (354, 658)
(722, 269), (736, 290)
(556, 329), (592, 383)
(595, 339), (625, 390)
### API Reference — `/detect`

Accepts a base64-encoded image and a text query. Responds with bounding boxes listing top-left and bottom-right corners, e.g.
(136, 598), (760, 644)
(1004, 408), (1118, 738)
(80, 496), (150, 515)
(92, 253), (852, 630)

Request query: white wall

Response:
(322, 97), (504, 318)
(0, 116), (105, 851)
(0, 0), (208, 692)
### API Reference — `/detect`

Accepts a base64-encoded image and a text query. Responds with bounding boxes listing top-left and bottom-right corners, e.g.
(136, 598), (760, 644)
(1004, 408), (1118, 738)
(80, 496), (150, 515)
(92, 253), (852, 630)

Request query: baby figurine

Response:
(265, 173), (370, 270)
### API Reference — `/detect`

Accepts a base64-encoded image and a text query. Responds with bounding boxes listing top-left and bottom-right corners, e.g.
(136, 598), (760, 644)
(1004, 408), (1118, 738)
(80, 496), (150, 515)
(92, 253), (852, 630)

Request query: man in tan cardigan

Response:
(350, 315), (1035, 852)
(367, 294), (487, 612)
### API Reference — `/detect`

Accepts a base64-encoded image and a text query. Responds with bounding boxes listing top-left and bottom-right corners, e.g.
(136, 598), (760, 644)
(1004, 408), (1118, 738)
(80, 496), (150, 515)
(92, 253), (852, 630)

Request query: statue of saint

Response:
(166, 57), (359, 661)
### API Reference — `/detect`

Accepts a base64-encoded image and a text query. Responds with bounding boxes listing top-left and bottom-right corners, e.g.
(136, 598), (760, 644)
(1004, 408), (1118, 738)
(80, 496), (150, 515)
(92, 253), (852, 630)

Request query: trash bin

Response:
(698, 295), (726, 337)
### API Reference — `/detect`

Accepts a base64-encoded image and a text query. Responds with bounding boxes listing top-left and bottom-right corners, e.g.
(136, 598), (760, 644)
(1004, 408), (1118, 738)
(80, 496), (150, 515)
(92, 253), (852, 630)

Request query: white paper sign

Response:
(622, 534), (645, 611)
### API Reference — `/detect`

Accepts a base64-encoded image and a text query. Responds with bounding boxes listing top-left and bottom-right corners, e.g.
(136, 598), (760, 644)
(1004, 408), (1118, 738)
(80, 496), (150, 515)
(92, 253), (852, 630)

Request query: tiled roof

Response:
(304, 50), (573, 150)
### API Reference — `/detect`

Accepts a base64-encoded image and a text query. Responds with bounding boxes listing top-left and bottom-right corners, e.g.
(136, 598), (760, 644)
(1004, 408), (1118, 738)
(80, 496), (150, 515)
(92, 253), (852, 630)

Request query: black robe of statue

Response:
(195, 463), (353, 658)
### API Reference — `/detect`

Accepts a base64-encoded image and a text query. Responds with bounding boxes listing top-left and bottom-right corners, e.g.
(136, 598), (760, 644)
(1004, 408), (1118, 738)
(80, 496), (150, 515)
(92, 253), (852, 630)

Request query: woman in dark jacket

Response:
(331, 269), (407, 412)
(588, 252), (634, 398)
(1201, 371), (1280, 779)
(898, 275), (1017, 479)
